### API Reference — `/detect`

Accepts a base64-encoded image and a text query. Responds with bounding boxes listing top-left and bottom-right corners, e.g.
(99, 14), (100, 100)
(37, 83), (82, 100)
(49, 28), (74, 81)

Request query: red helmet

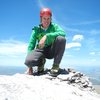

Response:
(40, 8), (52, 17)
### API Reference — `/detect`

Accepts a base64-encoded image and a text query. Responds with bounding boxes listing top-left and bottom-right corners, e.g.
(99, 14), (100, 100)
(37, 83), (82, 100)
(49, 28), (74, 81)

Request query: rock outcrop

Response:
(57, 68), (95, 91)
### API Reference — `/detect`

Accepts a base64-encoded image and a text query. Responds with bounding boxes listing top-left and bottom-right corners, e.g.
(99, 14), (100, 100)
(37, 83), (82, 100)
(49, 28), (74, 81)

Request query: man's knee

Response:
(24, 58), (39, 67)
(24, 59), (32, 67)
(56, 36), (66, 44)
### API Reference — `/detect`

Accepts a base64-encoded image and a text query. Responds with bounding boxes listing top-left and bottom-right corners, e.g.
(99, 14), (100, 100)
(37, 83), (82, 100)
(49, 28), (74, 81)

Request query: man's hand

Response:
(39, 35), (47, 48)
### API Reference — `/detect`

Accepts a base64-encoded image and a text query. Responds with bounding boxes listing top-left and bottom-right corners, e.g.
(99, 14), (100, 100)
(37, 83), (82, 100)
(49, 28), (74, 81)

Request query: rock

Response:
(56, 68), (97, 92)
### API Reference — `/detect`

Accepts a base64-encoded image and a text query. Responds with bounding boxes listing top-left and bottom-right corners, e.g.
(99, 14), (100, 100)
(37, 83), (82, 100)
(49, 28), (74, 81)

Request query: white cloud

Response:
(73, 48), (80, 51)
(72, 35), (84, 41)
(70, 19), (100, 25)
(89, 52), (96, 55)
(66, 35), (83, 49)
(0, 40), (27, 56)
(61, 26), (83, 33)
(90, 30), (100, 35)
(66, 42), (81, 49)
(0, 39), (28, 66)
(89, 51), (100, 56)
(91, 59), (96, 62)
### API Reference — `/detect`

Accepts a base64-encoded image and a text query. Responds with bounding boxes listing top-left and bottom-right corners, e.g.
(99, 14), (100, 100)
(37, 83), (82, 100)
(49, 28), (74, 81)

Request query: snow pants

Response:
(24, 36), (66, 67)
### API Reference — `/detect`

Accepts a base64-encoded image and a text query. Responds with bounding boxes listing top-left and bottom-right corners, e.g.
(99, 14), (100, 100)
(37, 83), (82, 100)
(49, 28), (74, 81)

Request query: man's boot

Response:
(38, 58), (46, 74)
(50, 64), (59, 76)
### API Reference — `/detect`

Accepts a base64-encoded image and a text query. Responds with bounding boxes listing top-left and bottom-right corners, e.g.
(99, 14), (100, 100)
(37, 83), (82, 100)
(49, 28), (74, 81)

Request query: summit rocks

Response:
(0, 68), (100, 100)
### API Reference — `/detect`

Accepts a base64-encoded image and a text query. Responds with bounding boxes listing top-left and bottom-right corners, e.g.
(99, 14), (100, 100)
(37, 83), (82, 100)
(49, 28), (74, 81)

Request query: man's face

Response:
(41, 15), (51, 29)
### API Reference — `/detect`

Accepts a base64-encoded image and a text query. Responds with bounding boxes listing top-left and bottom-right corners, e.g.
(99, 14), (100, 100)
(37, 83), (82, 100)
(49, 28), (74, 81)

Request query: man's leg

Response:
(51, 36), (66, 74)
(38, 58), (46, 74)
(24, 48), (45, 75)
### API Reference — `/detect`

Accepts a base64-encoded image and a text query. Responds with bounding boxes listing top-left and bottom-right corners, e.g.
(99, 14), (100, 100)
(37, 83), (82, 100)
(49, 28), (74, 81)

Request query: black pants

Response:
(24, 36), (66, 67)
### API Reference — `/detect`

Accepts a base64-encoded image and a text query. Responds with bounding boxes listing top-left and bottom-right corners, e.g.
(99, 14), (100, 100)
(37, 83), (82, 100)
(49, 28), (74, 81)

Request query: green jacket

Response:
(27, 23), (66, 53)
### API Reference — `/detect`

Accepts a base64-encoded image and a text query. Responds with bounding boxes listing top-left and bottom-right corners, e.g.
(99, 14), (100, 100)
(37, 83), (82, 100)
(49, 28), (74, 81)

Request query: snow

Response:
(0, 73), (100, 100)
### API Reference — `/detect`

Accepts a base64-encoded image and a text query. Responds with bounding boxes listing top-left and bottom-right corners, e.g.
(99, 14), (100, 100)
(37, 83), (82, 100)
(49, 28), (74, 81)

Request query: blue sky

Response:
(0, 0), (100, 68)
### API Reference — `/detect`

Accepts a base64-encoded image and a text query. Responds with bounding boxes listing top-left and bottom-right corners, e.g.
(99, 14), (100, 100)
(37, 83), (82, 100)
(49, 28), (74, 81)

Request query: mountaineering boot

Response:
(38, 58), (46, 74)
(50, 64), (59, 76)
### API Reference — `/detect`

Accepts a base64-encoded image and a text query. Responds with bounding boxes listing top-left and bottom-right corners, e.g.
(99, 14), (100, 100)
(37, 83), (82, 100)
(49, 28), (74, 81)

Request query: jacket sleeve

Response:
(27, 28), (37, 53)
(45, 23), (66, 45)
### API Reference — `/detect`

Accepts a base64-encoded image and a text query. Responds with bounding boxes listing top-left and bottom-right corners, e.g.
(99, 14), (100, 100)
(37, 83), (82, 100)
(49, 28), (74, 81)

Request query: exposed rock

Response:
(57, 68), (95, 91)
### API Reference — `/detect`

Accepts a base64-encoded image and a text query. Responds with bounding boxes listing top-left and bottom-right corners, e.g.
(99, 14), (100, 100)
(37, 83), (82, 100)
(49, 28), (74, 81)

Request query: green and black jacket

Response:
(27, 23), (66, 53)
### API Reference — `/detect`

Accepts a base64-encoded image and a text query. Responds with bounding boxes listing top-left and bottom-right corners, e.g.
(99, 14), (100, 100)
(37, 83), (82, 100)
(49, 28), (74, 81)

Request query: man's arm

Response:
(27, 29), (37, 53)
(45, 23), (66, 46)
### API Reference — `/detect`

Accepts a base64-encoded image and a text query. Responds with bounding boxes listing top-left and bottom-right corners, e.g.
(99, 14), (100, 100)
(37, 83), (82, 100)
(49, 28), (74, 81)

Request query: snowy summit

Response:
(0, 68), (100, 100)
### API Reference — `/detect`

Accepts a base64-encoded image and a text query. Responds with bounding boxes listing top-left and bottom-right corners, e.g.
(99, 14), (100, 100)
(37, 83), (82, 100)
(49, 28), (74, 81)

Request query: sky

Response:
(0, 0), (100, 68)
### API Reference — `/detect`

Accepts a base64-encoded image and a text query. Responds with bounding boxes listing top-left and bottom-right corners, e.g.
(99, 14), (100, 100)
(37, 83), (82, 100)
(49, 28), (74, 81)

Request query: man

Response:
(25, 8), (66, 75)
